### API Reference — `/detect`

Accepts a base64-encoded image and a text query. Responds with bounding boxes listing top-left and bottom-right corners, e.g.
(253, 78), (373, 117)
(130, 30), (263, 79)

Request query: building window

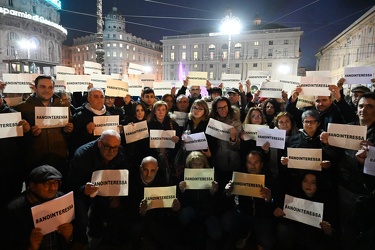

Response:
(113, 34), (116, 38)
(283, 48), (288, 56)
(171, 46), (175, 50)
(194, 45), (198, 49)
(86, 46), (89, 50)
(126, 45), (129, 50)
(182, 45), (186, 49)
(269, 40), (273, 45)
(171, 52), (175, 61)
(209, 52), (214, 60)
(193, 52), (198, 60)
(268, 49), (273, 57)
(119, 44), (123, 48)
(254, 41), (259, 46)
(209, 72), (214, 79)
(268, 63), (272, 67)
(107, 52), (110, 57)
(222, 64), (226, 68)
(8, 0), (13, 7)
(254, 49), (258, 58)
(107, 44), (110, 47)
(77, 48), (80, 52)
(235, 51), (240, 59)
(133, 47), (135, 51)
(113, 51), (117, 57)
(209, 64), (213, 68)
(194, 64), (198, 68)
(182, 52), (186, 60)
(171, 65), (174, 69)
(235, 64), (240, 68)
(284, 40), (289, 44)
(133, 55), (136, 60)
(119, 35), (123, 39)
(113, 43), (117, 47)
(253, 63), (258, 67)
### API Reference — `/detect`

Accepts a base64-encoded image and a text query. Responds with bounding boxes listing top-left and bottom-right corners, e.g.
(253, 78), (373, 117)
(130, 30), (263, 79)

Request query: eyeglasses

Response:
(192, 106), (204, 111)
(43, 180), (62, 189)
(100, 141), (120, 152)
(251, 114), (262, 119)
(190, 88), (200, 91)
(217, 105), (228, 111)
(303, 120), (318, 125)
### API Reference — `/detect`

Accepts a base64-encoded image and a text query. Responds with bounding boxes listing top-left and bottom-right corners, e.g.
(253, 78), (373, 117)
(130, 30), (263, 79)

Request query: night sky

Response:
(60, 0), (374, 70)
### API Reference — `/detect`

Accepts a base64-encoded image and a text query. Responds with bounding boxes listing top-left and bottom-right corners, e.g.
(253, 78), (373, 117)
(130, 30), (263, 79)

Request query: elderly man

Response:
(70, 87), (110, 155)
(68, 129), (128, 248)
(3, 165), (73, 249)
(176, 77), (202, 108)
(14, 75), (73, 184)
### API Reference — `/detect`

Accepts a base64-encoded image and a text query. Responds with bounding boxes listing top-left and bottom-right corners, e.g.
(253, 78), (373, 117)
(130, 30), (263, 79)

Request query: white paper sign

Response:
(280, 75), (301, 94)
(139, 74), (155, 89)
(0, 112), (23, 138)
(256, 128), (286, 149)
(90, 74), (112, 89)
(91, 169), (129, 197)
(287, 148), (322, 171)
(184, 168), (214, 189)
(35, 107), (69, 128)
(327, 123), (367, 150)
(174, 111), (188, 127)
(55, 66), (75, 76)
(188, 72), (207, 86)
(300, 76), (331, 96)
(247, 71), (270, 85)
(364, 146), (375, 176)
(105, 79), (129, 97)
(84, 61), (102, 75)
(62, 75), (91, 93)
(127, 78), (143, 96)
(3, 73), (34, 93)
(259, 81), (283, 98)
(221, 74), (241, 88)
(183, 132), (208, 151)
(149, 130), (176, 148)
(128, 63), (144, 75)
(296, 95), (315, 109)
(93, 115), (119, 136)
(306, 71), (331, 77)
(31, 192), (75, 235)
(344, 66), (374, 85)
(243, 124), (268, 141)
(232, 172), (265, 198)
(144, 186), (177, 210)
(54, 80), (66, 91)
(205, 118), (233, 141)
(283, 194), (323, 228)
(153, 82), (172, 96)
(123, 120), (149, 144)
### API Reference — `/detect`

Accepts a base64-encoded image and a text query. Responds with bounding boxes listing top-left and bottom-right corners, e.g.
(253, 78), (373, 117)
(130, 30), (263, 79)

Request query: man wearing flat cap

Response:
(2, 165), (73, 250)
(227, 86), (248, 122)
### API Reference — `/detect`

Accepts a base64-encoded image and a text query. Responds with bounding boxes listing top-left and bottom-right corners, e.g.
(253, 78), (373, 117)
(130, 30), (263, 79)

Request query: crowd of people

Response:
(0, 75), (375, 250)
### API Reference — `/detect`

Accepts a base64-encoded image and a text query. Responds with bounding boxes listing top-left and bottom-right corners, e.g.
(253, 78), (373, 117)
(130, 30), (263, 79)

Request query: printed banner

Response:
(3, 73), (34, 93)
(90, 74), (112, 89)
(221, 73), (241, 88)
(154, 81), (172, 96)
(344, 66), (374, 85)
(231, 172), (265, 198)
(183, 132), (208, 151)
(0, 112), (23, 138)
(300, 76), (331, 96)
(247, 71), (270, 85)
(364, 146), (375, 176)
(149, 130), (176, 148)
(280, 75), (301, 94)
(31, 192), (75, 235)
(174, 111), (188, 127)
(123, 120), (149, 144)
(243, 124), (268, 141)
(259, 81), (283, 98)
(283, 194), (323, 228)
(91, 169), (129, 197)
(205, 118), (233, 141)
(127, 78), (143, 96)
(139, 74), (155, 89)
(93, 115), (119, 136)
(61, 75), (91, 92)
(128, 63), (144, 75)
(55, 66), (75, 76)
(327, 123), (367, 150)
(35, 107), (69, 128)
(144, 186), (176, 210)
(188, 72), (207, 86)
(184, 168), (214, 189)
(256, 128), (286, 149)
(84, 61), (102, 75)
(296, 95), (315, 109)
(287, 148), (322, 171)
(105, 79), (129, 97)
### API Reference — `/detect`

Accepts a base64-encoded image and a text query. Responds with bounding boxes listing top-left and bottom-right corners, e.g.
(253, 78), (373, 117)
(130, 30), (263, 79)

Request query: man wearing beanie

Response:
(3, 165), (73, 250)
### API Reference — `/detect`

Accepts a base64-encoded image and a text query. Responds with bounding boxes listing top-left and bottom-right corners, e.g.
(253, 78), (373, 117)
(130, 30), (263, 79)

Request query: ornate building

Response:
(161, 15), (303, 82)
(315, 5), (375, 83)
(0, 0), (66, 74)
(64, 6), (162, 79)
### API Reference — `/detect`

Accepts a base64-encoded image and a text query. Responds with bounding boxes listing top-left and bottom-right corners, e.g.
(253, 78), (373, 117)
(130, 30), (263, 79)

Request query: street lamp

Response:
(18, 39), (37, 59)
(221, 10), (241, 74)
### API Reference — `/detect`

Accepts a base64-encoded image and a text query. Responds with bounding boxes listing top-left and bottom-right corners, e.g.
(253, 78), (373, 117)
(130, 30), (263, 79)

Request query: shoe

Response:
(236, 231), (251, 249)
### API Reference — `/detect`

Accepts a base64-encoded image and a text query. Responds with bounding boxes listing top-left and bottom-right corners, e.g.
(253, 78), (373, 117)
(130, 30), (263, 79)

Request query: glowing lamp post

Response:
(221, 10), (241, 73)
(18, 39), (37, 59)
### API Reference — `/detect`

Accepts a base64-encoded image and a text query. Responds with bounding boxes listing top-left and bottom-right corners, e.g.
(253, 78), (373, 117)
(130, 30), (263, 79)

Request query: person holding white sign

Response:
(320, 92), (375, 250)
(262, 98), (282, 128)
(224, 151), (276, 250)
(68, 130), (128, 247)
(104, 95), (125, 123)
(274, 171), (339, 250)
(3, 165), (73, 250)
(13, 75), (74, 183)
(177, 152), (221, 247)
(176, 77), (202, 108)
(286, 86), (346, 131)
(128, 156), (181, 250)
(226, 85), (248, 122)
(140, 87), (157, 116)
(209, 96), (242, 194)
(147, 101), (182, 184)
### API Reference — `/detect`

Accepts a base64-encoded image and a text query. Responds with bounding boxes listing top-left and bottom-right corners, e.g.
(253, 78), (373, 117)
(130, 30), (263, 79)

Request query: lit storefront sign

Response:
(0, 7), (67, 35)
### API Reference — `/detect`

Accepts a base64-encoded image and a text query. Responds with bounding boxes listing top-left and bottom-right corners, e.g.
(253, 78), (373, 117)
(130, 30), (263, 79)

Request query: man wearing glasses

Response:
(3, 165), (73, 250)
(68, 129), (128, 249)
(176, 77), (202, 109)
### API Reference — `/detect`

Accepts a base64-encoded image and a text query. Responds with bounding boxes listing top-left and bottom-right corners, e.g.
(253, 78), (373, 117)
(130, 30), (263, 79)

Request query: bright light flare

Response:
(221, 15), (241, 35)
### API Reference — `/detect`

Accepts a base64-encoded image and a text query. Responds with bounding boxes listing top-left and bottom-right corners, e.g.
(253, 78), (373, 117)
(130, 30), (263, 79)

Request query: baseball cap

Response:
(227, 88), (240, 95)
(351, 85), (371, 93)
(28, 165), (62, 183)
